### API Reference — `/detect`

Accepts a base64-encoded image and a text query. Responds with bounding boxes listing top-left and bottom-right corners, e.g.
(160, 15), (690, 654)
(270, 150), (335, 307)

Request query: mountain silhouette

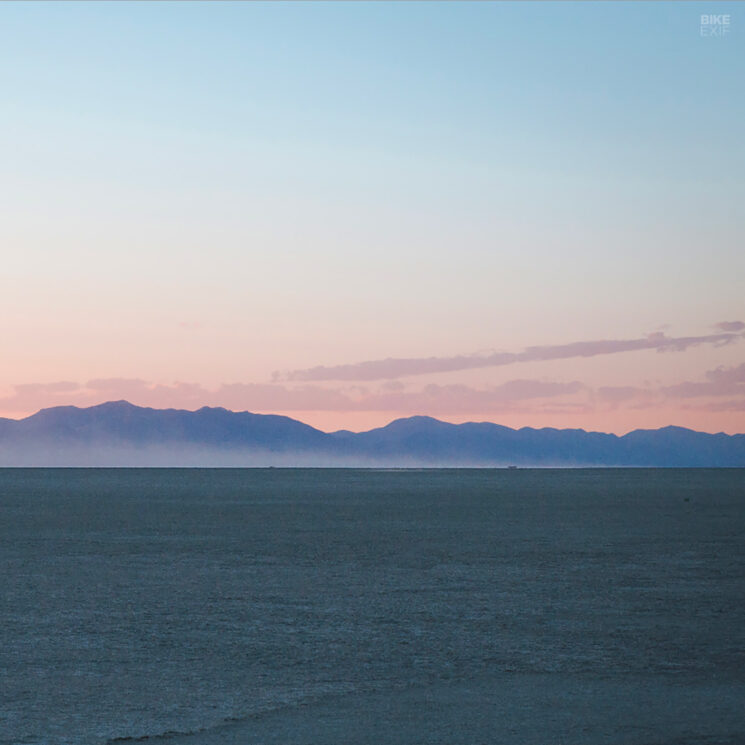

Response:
(0, 401), (743, 467)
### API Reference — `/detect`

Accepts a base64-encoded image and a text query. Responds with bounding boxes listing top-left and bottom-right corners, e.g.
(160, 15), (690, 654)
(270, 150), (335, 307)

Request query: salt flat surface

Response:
(1, 468), (743, 744)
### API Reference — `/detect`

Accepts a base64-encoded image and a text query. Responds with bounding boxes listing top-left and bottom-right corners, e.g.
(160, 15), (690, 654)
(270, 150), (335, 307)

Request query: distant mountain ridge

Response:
(0, 401), (743, 467)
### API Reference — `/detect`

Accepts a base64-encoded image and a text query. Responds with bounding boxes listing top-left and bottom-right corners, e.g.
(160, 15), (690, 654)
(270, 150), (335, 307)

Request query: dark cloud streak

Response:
(282, 330), (744, 382)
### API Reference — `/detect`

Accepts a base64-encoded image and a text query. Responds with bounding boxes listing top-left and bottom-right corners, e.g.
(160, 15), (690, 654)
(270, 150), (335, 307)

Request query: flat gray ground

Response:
(1, 468), (743, 744)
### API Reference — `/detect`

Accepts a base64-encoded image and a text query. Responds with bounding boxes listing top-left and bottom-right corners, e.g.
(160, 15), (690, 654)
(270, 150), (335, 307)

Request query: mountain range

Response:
(0, 400), (743, 467)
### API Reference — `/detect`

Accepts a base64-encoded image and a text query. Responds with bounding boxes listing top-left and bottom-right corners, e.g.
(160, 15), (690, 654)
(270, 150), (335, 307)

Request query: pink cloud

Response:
(662, 362), (745, 398)
(2, 365), (744, 423)
(715, 321), (745, 332)
(0, 376), (585, 417)
(281, 329), (744, 382)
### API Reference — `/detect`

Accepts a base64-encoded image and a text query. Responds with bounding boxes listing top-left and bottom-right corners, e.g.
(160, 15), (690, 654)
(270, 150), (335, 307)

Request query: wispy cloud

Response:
(662, 363), (745, 399)
(280, 329), (744, 382)
(715, 321), (745, 332)
(594, 363), (745, 410)
(2, 362), (744, 421)
(0, 377), (585, 417)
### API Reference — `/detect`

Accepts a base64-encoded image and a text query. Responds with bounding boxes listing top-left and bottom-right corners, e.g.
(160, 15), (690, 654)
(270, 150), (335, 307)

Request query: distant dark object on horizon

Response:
(0, 400), (743, 468)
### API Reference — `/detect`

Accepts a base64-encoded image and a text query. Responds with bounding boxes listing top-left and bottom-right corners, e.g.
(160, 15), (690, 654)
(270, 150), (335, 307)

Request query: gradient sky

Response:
(1, 1), (744, 433)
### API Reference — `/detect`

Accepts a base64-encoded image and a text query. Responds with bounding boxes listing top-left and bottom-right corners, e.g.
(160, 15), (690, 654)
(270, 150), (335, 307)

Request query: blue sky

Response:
(1, 1), (743, 432)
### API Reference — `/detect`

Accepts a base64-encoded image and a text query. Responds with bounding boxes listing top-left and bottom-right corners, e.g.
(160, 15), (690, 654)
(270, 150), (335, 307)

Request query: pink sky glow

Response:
(2, 326), (744, 434)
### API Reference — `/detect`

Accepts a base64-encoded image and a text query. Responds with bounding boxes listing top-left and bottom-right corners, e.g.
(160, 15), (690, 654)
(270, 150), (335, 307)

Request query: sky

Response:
(1, 1), (743, 434)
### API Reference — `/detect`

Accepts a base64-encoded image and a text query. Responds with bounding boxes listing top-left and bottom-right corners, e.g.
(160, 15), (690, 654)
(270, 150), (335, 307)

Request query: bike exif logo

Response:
(700, 14), (731, 37)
